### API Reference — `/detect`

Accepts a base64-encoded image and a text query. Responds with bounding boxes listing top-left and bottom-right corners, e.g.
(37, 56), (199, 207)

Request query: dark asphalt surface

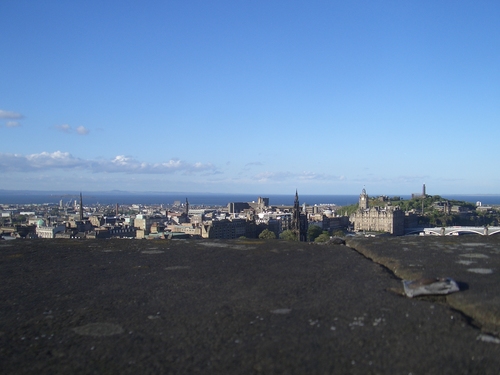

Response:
(1, 238), (500, 374)
(346, 236), (500, 333)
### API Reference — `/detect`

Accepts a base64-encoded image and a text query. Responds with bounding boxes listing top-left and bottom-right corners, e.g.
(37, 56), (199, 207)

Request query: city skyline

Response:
(1, 1), (499, 195)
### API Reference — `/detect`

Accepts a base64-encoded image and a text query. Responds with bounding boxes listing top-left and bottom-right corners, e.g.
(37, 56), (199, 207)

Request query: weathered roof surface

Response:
(346, 235), (500, 333)
(1, 238), (500, 374)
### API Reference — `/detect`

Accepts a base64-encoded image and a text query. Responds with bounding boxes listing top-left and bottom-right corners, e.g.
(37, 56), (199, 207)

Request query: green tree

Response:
(307, 225), (323, 242)
(259, 229), (276, 240)
(332, 229), (345, 237)
(12, 214), (27, 224)
(280, 230), (298, 241)
(340, 204), (359, 216)
(315, 231), (331, 243)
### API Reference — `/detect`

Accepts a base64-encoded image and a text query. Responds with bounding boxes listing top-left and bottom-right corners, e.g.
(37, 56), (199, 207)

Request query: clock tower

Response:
(359, 188), (368, 210)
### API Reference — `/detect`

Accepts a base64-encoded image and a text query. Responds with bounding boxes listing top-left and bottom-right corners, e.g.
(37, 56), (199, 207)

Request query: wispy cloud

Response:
(254, 171), (343, 183)
(1, 110), (23, 128)
(0, 151), (217, 175)
(0, 110), (23, 119)
(55, 124), (90, 135)
(91, 155), (216, 174)
(350, 175), (429, 184)
(55, 124), (71, 133)
(245, 161), (264, 167)
(255, 171), (294, 182)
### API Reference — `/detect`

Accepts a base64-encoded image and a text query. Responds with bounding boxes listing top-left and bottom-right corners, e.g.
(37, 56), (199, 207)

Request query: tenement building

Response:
(201, 218), (256, 239)
(350, 188), (405, 236)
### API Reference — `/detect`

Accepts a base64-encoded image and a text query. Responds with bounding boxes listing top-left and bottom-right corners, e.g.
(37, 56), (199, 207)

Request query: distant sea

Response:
(1, 190), (500, 207)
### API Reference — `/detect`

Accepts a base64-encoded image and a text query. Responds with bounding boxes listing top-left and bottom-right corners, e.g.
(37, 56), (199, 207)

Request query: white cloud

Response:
(54, 124), (89, 135)
(55, 124), (72, 133)
(92, 156), (216, 174)
(26, 151), (85, 168)
(6, 121), (20, 127)
(76, 126), (89, 135)
(0, 110), (23, 119)
(0, 151), (84, 172)
(0, 151), (217, 175)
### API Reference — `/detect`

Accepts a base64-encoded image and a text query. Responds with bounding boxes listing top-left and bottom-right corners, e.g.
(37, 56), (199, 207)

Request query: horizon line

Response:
(0, 189), (499, 196)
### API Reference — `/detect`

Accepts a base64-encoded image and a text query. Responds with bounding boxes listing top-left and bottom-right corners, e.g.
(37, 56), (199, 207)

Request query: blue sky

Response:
(1, 1), (499, 195)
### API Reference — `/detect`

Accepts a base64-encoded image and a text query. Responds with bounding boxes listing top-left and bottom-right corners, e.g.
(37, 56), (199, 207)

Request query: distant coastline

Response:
(0, 191), (362, 206)
(1, 190), (500, 207)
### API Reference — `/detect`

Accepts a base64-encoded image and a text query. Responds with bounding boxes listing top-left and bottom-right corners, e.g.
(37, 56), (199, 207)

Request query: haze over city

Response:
(1, 1), (499, 195)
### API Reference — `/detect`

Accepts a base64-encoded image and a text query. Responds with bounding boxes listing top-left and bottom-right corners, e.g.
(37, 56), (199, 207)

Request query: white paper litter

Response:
(403, 277), (460, 298)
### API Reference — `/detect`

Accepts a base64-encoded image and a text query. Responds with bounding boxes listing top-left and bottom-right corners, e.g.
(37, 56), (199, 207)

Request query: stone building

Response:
(36, 224), (66, 238)
(255, 212), (292, 238)
(134, 214), (167, 234)
(201, 218), (255, 239)
(228, 197), (269, 214)
(166, 223), (202, 237)
(321, 215), (350, 233)
(350, 188), (405, 236)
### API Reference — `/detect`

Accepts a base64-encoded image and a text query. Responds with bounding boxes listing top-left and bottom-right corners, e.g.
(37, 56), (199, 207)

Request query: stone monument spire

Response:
(79, 192), (84, 221)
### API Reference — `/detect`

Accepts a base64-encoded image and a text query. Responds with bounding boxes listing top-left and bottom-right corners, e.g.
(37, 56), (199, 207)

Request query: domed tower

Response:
(359, 188), (368, 210)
